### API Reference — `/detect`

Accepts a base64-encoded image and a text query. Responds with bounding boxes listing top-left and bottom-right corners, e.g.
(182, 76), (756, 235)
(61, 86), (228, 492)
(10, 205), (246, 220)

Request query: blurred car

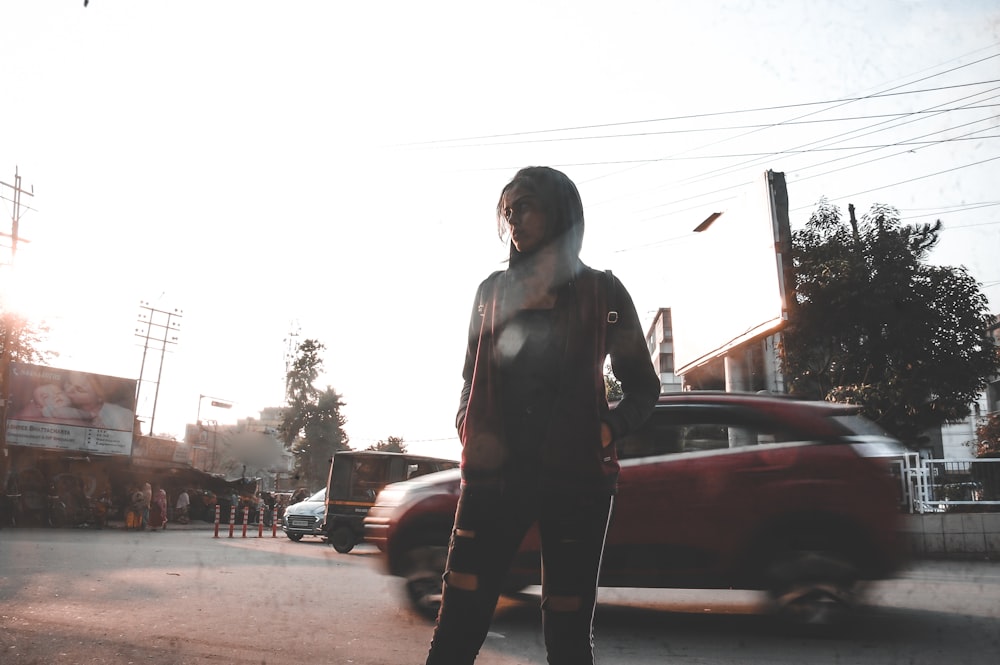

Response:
(281, 488), (327, 541)
(364, 391), (909, 627)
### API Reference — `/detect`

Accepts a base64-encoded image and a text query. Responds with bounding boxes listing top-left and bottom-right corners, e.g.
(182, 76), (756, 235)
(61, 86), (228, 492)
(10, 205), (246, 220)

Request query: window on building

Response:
(659, 353), (674, 373)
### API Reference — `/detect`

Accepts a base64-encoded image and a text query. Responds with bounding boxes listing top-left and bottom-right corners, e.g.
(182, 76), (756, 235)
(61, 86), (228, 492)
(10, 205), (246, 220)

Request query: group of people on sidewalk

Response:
(125, 483), (189, 531)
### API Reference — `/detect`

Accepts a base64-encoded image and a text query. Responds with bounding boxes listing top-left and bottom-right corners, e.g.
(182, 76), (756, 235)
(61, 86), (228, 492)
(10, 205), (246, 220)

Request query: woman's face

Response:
(501, 184), (549, 255)
(64, 375), (100, 408)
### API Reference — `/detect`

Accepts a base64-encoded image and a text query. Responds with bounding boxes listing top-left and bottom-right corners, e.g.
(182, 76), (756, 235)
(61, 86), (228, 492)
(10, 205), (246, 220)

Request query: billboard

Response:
(670, 171), (792, 375)
(4, 362), (137, 456)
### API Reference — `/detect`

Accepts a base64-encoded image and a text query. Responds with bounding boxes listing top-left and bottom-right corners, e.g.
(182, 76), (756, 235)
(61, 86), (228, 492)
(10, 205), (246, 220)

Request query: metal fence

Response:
(891, 454), (1000, 513)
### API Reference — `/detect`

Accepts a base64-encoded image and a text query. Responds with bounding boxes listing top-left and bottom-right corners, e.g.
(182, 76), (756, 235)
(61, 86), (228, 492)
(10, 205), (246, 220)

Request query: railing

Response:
(892, 454), (1000, 513)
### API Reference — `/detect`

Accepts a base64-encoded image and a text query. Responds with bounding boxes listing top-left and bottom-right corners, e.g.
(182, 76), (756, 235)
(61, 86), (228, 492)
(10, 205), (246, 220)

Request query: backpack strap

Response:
(478, 270), (504, 317)
(605, 269), (619, 324)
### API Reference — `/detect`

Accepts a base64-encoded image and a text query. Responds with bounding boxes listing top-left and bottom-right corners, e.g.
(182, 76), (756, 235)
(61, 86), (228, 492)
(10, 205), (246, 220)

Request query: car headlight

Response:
(374, 474), (460, 512)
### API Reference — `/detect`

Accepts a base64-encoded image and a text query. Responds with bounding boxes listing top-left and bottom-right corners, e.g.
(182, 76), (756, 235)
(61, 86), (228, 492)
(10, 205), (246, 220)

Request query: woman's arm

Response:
(604, 276), (660, 441)
(455, 274), (497, 436)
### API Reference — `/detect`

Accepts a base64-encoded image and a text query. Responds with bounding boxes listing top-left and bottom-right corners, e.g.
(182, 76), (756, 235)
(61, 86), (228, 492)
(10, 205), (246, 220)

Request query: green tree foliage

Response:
(971, 412), (1000, 457)
(278, 339), (350, 489)
(1, 311), (55, 372)
(781, 200), (1000, 445)
(368, 435), (407, 453)
(604, 362), (624, 402)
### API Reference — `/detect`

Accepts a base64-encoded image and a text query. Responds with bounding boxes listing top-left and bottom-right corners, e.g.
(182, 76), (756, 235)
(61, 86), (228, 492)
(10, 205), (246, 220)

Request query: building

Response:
(645, 308), (682, 393)
(937, 313), (1000, 460)
(183, 407), (292, 490)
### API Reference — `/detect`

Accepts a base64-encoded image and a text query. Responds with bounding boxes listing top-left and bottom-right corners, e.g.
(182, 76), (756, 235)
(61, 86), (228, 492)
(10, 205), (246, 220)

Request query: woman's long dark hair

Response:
(496, 166), (585, 269)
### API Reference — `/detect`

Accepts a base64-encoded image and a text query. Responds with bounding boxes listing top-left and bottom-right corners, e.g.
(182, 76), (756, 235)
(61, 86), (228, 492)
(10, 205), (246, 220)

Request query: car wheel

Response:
(764, 549), (860, 630)
(330, 526), (355, 553)
(287, 532), (303, 542)
(402, 544), (448, 621)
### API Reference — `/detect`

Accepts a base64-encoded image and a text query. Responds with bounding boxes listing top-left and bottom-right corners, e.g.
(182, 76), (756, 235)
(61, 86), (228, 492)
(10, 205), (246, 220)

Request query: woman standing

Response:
(149, 488), (168, 530)
(426, 166), (659, 665)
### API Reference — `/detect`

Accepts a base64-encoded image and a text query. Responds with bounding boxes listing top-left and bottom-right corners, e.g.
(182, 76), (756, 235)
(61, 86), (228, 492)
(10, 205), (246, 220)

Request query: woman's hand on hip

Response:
(600, 422), (613, 447)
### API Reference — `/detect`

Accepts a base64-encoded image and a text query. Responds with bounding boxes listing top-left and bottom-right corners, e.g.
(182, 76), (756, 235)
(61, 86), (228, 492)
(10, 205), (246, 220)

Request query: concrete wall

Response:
(901, 512), (1000, 560)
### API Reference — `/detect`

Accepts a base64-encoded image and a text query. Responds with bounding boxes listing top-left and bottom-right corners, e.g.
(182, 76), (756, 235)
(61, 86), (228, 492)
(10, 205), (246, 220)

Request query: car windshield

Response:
(307, 489), (326, 502)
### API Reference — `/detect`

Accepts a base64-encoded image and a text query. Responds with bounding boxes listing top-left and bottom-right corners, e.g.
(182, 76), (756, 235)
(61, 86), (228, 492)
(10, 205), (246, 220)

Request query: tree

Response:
(604, 362), (623, 402)
(1, 311), (55, 378)
(0, 311), (56, 494)
(781, 200), (1000, 445)
(368, 436), (407, 453)
(278, 339), (350, 488)
(970, 412), (1000, 458)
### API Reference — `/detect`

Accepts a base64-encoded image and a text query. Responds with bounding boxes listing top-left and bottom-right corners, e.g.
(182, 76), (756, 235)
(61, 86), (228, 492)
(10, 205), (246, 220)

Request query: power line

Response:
(427, 103), (1000, 149)
(483, 133), (999, 169)
(402, 60), (1000, 146)
(575, 72), (1000, 198)
(779, 93), (1000, 180)
(792, 154), (1000, 210)
(421, 46), (1000, 256)
(901, 201), (1000, 213)
(789, 121), (1000, 185)
(658, 86), (1000, 193)
(583, 88), (1000, 218)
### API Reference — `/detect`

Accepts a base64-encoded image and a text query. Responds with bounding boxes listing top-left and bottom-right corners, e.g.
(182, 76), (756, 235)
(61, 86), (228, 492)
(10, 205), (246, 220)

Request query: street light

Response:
(197, 394), (233, 426)
(196, 395), (233, 473)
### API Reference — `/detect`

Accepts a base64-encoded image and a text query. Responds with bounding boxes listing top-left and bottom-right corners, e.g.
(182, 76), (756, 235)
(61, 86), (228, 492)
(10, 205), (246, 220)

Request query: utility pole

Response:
(0, 167), (35, 499)
(283, 320), (300, 402)
(0, 166), (35, 261)
(134, 302), (182, 436)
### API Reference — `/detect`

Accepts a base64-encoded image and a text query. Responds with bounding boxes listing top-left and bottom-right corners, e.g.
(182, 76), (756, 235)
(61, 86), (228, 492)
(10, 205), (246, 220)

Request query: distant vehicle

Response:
(364, 392), (909, 628)
(281, 488), (327, 541)
(323, 450), (458, 554)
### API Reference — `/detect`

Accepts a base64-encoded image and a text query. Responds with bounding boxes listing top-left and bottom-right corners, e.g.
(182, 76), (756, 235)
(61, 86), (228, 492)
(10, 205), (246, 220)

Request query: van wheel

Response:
(287, 532), (303, 542)
(330, 526), (355, 553)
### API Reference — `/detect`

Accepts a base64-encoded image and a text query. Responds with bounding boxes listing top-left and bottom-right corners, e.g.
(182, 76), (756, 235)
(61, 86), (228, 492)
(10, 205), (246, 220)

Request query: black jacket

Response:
(456, 262), (660, 493)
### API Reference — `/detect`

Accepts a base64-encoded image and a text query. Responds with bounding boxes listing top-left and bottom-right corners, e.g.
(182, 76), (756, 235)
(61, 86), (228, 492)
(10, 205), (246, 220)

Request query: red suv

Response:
(364, 392), (908, 627)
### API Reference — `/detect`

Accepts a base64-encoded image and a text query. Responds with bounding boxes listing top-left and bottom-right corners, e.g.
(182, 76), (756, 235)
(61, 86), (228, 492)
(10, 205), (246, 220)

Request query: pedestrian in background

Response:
(175, 489), (190, 524)
(425, 166), (659, 665)
(149, 488), (167, 530)
(140, 482), (152, 530)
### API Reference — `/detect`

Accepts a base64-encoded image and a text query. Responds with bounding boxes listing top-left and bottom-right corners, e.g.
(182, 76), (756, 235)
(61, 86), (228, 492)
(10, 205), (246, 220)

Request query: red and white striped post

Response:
(272, 508), (278, 538)
(213, 505), (220, 538)
(228, 505), (236, 538)
(242, 507), (249, 538)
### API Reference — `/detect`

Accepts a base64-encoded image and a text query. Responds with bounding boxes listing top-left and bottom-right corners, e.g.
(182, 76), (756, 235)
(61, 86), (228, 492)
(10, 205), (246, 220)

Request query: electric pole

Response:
(134, 302), (182, 436)
(0, 166), (35, 498)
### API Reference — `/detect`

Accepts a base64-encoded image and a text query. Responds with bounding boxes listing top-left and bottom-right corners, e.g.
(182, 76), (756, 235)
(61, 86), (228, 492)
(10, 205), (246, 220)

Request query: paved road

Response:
(1, 523), (999, 664)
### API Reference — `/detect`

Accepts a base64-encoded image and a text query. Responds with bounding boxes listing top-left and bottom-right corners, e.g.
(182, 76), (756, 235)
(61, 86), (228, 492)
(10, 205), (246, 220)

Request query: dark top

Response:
(499, 308), (562, 473)
(457, 263), (660, 495)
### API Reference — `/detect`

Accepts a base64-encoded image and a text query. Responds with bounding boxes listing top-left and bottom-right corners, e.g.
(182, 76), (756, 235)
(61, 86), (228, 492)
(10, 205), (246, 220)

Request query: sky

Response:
(2, 1), (998, 462)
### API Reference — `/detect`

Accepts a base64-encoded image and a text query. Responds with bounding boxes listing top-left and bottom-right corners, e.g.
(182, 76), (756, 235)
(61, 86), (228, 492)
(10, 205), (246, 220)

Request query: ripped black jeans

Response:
(425, 481), (614, 665)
